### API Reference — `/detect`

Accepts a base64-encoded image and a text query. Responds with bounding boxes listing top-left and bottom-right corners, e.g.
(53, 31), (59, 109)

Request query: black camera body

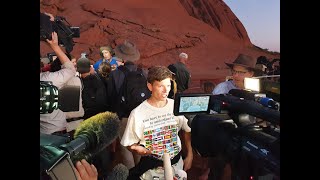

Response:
(46, 52), (57, 63)
(174, 93), (280, 179)
(40, 81), (80, 114)
(40, 13), (80, 53)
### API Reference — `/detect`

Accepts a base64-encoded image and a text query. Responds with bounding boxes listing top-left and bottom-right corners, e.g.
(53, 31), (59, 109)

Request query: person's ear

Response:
(147, 82), (152, 92)
(248, 71), (254, 77)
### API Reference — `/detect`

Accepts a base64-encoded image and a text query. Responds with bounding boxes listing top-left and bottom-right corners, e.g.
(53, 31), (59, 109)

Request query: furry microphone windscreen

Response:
(73, 111), (120, 154)
(107, 164), (129, 180)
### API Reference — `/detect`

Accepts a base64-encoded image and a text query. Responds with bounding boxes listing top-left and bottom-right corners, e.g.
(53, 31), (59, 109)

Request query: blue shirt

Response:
(212, 80), (238, 95)
(93, 57), (118, 71)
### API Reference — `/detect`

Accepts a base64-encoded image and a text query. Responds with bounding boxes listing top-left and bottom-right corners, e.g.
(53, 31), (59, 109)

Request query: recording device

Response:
(173, 93), (211, 115)
(40, 81), (58, 114)
(256, 57), (280, 75)
(40, 81), (80, 114)
(80, 52), (87, 58)
(174, 91), (280, 179)
(239, 77), (280, 109)
(47, 52), (57, 63)
(244, 75), (280, 102)
(40, 13), (80, 53)
(163, 153), (174, 180)
(229, 89), (279, 110)
(40, 112), (121, 180)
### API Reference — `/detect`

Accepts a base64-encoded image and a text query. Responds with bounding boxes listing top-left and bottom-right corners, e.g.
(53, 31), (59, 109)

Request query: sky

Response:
(224, 0), (280, 52)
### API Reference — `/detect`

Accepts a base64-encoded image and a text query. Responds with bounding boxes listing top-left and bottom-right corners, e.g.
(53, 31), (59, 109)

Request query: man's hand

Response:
(46, 32), (59, 47)
(44, 12), (55, 21)
(74, 159), (98, 180)
(129, 144), (152, 156)
(182, 131), (193, 171)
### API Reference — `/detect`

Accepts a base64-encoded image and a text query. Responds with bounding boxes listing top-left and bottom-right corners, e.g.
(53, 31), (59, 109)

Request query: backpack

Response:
(81, 73), (109, 119)
(121, 69), (151, 117)
(93, 73), (110, 109)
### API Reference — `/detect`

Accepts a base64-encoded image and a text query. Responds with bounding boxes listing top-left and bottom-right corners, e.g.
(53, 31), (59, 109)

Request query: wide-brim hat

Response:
(77, 57), (91, 73)
(225, 54), (258, 72)
(114, 40), (140, 62)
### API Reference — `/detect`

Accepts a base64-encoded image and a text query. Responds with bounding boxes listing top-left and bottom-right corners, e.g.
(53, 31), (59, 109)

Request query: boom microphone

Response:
(59, 111), (120, 158)
(106, 164), (129, 180)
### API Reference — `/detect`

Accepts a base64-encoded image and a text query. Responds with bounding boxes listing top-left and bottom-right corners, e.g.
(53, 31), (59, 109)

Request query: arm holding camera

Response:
(41, 32), (76, 89)
(46, 32), (70, 66)
(43, 12), (54, 21)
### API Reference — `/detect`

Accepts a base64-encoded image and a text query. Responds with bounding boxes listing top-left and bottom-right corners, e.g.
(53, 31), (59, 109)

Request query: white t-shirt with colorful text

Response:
(120, 98), (191, 160)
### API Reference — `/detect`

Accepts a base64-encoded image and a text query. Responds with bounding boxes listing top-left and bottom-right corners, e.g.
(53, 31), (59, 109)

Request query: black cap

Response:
(77, 57), (90, 73)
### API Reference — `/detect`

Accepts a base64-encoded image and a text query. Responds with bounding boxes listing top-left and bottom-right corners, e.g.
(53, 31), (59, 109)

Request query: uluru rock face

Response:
(178, 0), (252, 46)
(40, 0), (279, 90)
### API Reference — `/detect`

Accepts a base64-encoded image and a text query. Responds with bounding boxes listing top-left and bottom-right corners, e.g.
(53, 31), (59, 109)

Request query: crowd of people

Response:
(40, 10), (279, 180)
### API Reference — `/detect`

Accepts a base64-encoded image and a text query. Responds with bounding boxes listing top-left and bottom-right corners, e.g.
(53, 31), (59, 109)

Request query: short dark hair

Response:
(147, 66), (172, 84)
(98, 62), (111, 78)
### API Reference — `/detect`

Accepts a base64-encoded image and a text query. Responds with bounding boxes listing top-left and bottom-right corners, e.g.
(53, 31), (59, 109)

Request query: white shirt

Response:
(121, 98), (191, 160)
(40, 61), (76, 134)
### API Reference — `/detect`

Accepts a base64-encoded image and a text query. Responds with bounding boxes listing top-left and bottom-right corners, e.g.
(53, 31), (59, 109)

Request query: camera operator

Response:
(204, 54), (274, 180)
(212, 54), (256, 95)
(40, 31), (76, 135)
(200, 54), (256, 180)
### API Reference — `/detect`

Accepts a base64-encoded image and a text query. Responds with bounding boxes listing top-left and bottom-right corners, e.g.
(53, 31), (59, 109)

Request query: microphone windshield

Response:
(74, 111), (120, 154)
(107, 163), (129, 180)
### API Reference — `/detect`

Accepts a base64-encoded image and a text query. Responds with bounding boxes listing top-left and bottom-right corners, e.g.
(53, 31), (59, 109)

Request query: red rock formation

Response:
(40, 0), (280, 90)
(178, 0), (252, 46)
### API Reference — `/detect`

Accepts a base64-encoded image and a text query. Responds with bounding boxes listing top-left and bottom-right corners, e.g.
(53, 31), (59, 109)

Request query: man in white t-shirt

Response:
(120, 66), (193, 180)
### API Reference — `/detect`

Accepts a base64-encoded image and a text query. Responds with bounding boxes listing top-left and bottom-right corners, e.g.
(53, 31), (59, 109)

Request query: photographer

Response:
(40, 31), (76, 135)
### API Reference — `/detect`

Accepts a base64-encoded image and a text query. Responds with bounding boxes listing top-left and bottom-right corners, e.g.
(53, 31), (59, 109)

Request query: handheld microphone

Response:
(163, 153), (173, 180)
(106, 163), (129, 180)
(59, 111), (120, 158)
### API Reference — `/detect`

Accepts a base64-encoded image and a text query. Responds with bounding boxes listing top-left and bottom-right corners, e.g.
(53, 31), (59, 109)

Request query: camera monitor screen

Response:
(174, 93), (212, 116)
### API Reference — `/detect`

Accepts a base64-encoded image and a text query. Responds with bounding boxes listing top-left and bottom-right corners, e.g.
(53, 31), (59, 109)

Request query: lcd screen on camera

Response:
(174, 94), (211, 115)
(179, 96), (210, 112)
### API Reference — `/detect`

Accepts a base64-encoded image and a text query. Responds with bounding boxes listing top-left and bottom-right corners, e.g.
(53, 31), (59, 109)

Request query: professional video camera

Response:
(40, 112), (121, 180)
(40, 13), (80, 53)
(256, 56), (280, 75)
(40, 82), (127, 180)
(40, 81), (80, 114)
(173, 78), (280, 179)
